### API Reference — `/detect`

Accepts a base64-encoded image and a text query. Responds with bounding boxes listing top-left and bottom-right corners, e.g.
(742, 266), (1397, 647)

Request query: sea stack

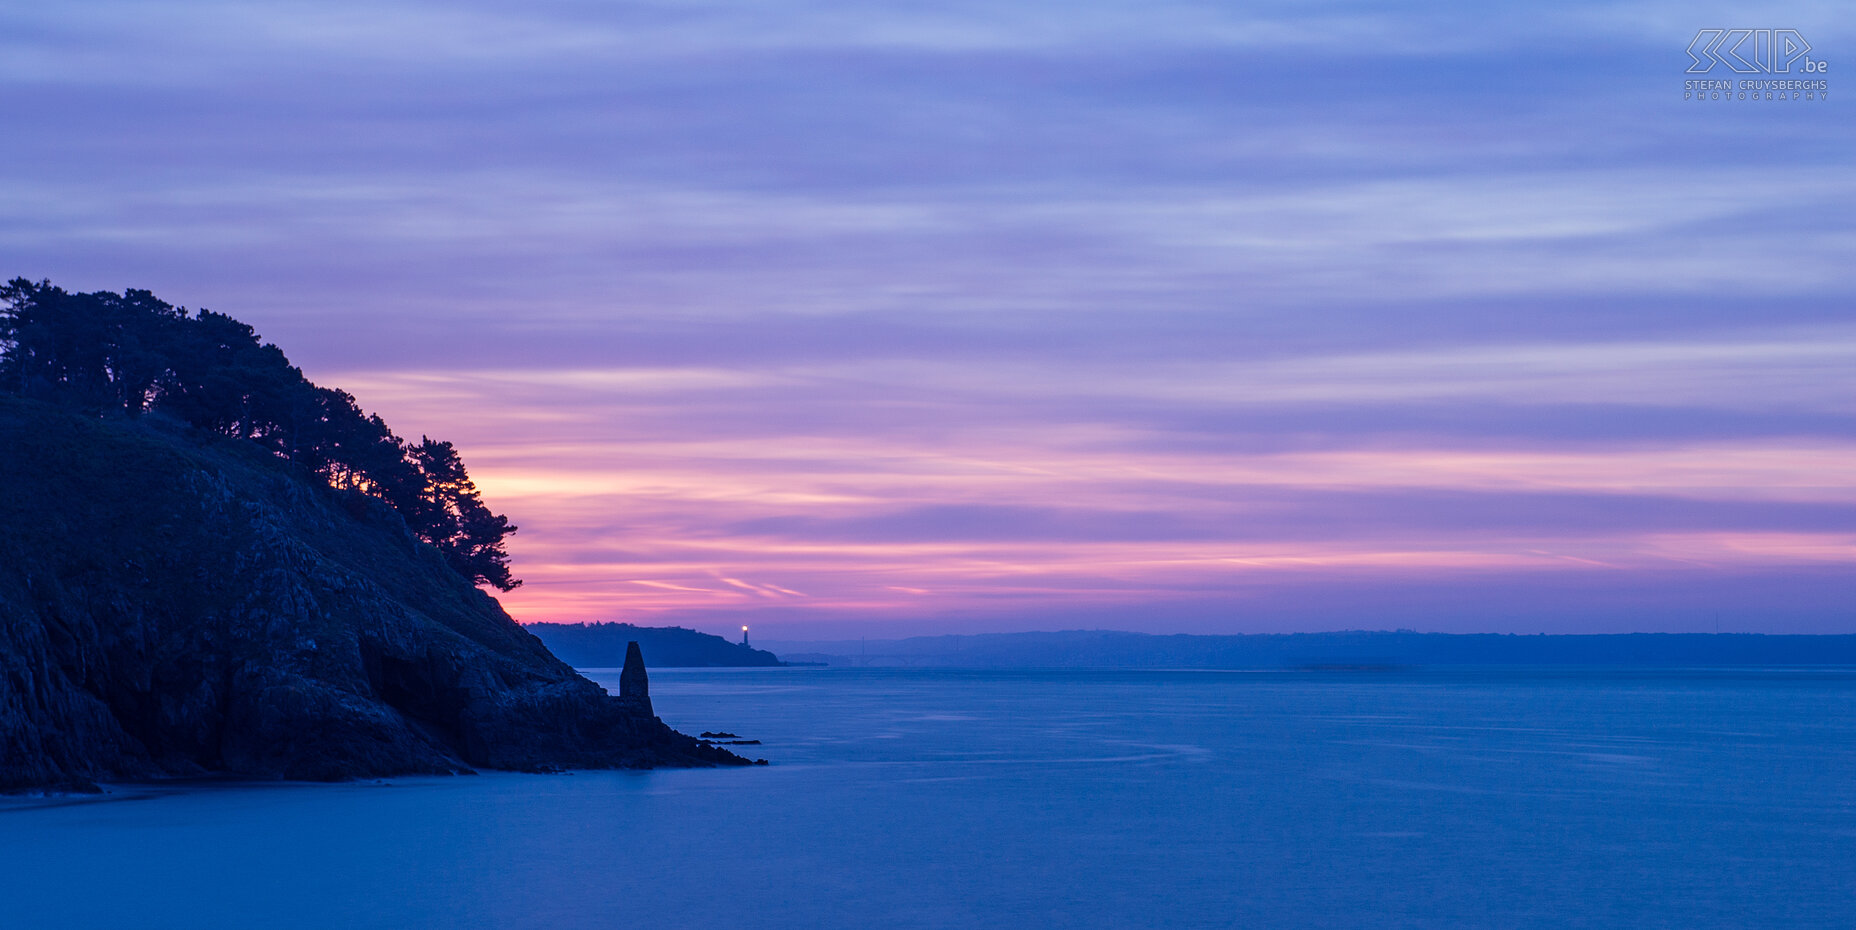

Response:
(620, 641), (654, 717)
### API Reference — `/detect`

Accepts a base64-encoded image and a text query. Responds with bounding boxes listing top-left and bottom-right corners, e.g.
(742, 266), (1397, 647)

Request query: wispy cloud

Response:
(7, 0), (1851, 634)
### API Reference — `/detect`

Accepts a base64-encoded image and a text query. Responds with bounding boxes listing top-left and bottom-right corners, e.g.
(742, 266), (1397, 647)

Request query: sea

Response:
(4, 666), (1855, 929)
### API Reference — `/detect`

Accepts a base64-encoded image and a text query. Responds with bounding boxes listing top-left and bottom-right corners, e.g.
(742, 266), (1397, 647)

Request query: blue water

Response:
(5, 667), (1856, 928)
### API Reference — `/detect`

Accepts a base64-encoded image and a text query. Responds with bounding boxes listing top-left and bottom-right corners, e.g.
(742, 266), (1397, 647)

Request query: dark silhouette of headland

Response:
(0, 280), (749, 792)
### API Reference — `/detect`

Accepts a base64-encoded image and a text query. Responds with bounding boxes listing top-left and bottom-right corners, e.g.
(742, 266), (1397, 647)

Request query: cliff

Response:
(0, 396), (746, 791)
(528, 622), (784, 668)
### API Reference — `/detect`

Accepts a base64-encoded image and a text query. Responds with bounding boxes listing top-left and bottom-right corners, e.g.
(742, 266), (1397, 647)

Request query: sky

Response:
(4, 1), (1853, 638)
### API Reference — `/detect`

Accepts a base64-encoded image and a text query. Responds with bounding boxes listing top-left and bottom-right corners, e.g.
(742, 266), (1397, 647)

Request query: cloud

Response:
(8, 0), (1853, 632)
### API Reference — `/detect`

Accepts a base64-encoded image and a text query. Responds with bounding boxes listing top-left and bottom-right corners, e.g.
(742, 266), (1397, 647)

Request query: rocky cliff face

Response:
(0, 397), (745, 791)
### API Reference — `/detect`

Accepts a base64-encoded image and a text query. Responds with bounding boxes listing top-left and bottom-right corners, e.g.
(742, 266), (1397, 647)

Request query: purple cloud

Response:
(5, 0), (1854, 636)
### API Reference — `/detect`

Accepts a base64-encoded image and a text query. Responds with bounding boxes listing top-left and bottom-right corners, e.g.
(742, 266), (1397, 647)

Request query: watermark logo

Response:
(1686, 29), (1823, 72)
(1683, 29), (1828, 101)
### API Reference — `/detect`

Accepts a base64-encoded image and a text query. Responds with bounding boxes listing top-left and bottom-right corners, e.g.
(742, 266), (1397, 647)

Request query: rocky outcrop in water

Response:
(0, 397), (746, 791)
(617, 641), (653, 717)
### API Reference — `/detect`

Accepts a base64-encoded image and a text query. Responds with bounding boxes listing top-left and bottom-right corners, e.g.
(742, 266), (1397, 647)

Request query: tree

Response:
(1, 279), (523, 592)
(156, 309), (308, 445)
(408, 438), (521, 590)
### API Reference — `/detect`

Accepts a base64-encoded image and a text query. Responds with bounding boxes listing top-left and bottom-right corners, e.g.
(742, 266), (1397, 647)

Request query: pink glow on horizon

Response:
(6, 0), (1852, 638)
(308, 359), (1856, 635)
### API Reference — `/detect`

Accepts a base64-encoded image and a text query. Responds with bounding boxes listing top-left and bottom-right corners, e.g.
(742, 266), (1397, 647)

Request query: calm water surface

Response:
(5, 667), (1856, 928)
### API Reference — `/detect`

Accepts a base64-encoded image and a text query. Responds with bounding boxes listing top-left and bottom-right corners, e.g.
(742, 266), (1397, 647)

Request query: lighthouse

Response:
(741, 625), (750, 647)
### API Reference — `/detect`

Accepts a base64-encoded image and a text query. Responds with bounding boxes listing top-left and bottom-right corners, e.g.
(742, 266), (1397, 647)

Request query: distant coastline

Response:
(528, 622), (785, 668)
(758, 630), (1856, 669)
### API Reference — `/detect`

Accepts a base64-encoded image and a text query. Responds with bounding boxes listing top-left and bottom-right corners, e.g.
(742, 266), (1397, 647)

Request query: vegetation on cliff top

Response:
(0, 278), (518, 590)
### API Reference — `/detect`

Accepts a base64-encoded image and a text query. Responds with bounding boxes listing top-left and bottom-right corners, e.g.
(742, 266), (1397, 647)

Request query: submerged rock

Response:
(0, 397), (748, 791)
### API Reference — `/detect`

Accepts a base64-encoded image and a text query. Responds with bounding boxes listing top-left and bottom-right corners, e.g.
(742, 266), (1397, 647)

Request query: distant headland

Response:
(527, 622), (784, 668)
